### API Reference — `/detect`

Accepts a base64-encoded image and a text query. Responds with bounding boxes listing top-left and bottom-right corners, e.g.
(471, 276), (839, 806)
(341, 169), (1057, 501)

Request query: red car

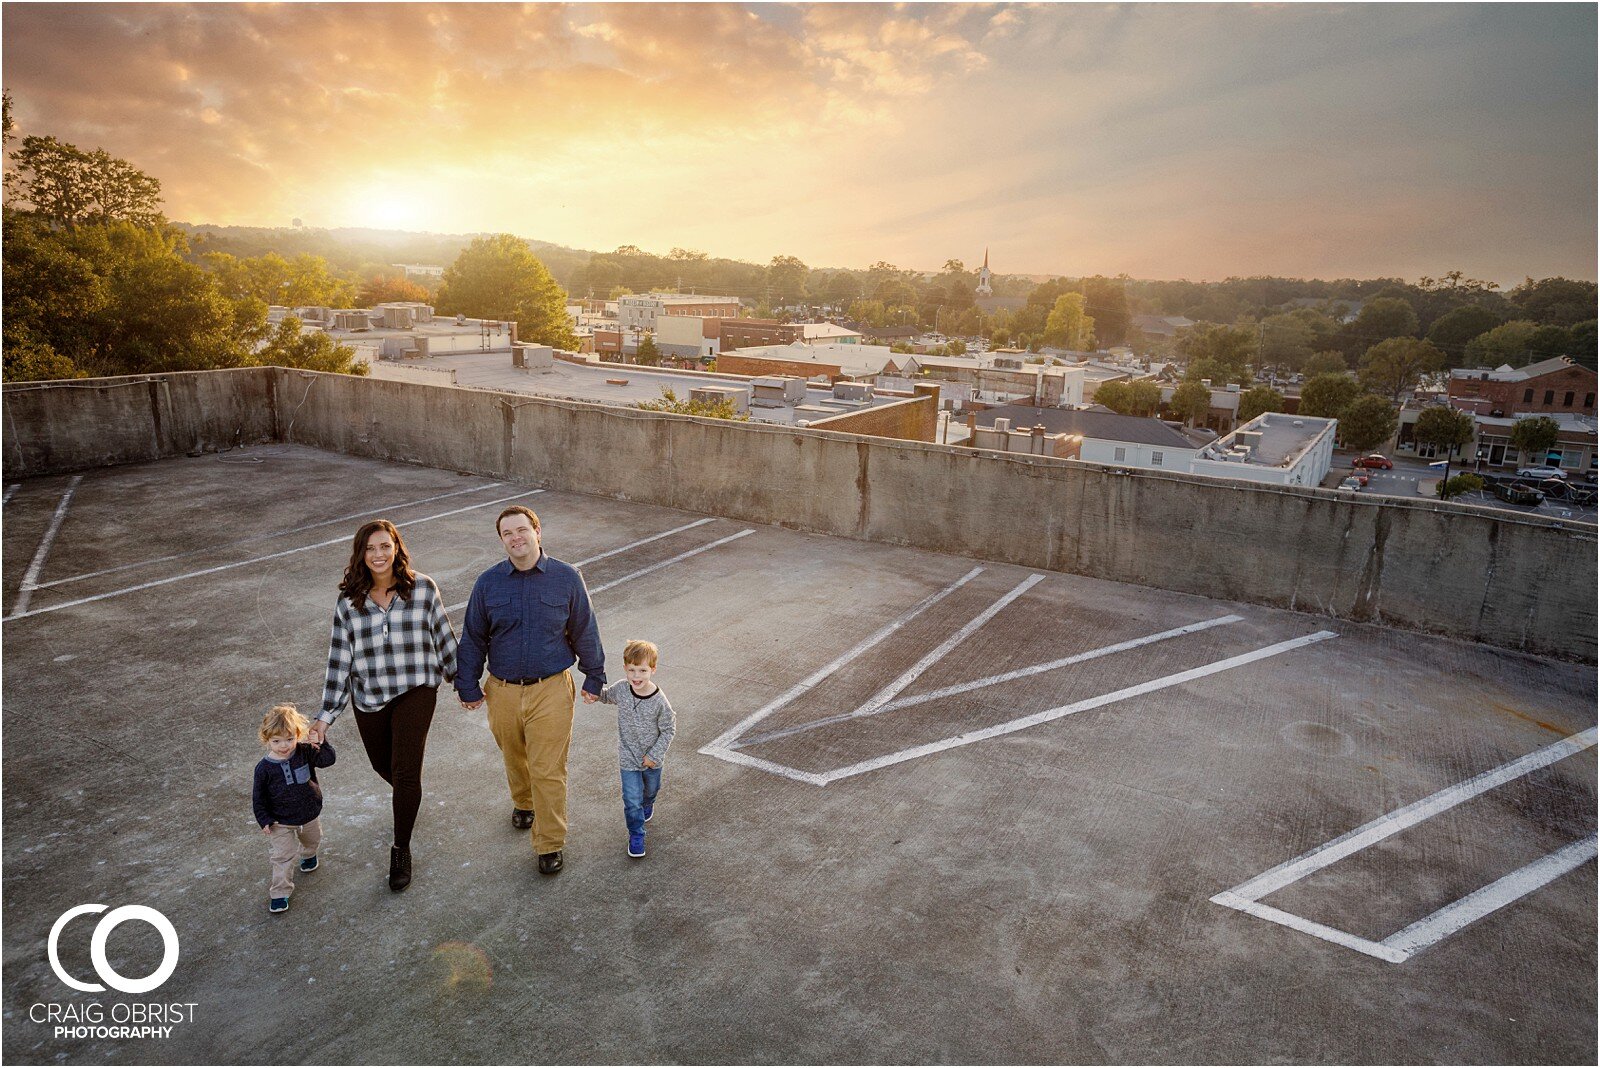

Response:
(1352, 454), (1394, 470)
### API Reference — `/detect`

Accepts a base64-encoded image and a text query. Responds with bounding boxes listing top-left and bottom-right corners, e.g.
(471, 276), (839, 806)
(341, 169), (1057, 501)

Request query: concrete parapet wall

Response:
(4, 369), (1594, 660)
(2, 368), (277, 476)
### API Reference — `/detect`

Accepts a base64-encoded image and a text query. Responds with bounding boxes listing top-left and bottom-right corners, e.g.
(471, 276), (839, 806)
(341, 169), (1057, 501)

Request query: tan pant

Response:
(266, 818), (322, 899)
(485, 672), (576, 854)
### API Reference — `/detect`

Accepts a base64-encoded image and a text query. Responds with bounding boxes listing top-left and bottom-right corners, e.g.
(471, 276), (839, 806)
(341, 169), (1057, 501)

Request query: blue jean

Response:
(620, 767), (662, 836)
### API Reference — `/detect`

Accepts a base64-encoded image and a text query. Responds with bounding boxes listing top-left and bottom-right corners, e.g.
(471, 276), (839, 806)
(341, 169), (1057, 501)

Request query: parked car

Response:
(1515, 466), (1565, 479)
(1493, 481), (1544, 505)
(1348, 471), (1370, 486)
(1337, 476), (1365, 492)
(1352, 454), (1394, 470)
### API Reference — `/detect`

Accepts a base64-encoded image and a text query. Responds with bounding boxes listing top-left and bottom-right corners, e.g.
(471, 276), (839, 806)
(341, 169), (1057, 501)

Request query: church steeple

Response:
(976, 248), (993, 296)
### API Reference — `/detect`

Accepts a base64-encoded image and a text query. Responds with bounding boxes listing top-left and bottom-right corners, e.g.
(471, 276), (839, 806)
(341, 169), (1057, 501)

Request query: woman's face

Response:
(365, 529), (397, 579)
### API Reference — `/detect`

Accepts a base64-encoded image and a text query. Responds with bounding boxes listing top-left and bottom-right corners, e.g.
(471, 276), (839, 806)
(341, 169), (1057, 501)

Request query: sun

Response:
(363, 192), (422, 229)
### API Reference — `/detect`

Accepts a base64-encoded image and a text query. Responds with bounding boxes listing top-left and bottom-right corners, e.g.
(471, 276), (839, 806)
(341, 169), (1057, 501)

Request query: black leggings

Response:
(354, 685), (436, 850)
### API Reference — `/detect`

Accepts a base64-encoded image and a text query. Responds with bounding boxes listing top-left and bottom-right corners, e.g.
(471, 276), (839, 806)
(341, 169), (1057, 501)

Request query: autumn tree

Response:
(5, 134), (163, 229)
(255, 316), (367, 375)
(358, 274), (432, 307)
(634, 334), (661, 366)
(435, 234), (576, 349)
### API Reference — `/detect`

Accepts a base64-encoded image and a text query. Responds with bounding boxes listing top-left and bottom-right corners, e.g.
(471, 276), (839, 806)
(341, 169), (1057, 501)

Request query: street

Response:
(1326, 453), (1599, 524)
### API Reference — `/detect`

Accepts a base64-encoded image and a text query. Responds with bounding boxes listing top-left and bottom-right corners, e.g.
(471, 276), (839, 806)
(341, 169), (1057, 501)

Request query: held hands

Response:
(460, 694), (485, 710)
(642, 756), (659, 769)
(306, 721), (327, 745)
(581, 691), (599, 704)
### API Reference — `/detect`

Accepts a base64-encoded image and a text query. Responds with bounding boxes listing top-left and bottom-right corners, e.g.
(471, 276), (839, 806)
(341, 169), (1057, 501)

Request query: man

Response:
(457, 506), (605, 876)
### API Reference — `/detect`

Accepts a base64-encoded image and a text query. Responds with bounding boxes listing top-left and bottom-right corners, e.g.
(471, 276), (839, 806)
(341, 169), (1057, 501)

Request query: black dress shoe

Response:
(537, 851), (563, 876)
(389, 846), (412, 893)
(511, 808), (534, 830)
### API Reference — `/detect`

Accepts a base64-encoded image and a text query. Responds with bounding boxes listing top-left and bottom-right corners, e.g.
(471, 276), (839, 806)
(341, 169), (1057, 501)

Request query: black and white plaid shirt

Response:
(319, 574), (459, 723)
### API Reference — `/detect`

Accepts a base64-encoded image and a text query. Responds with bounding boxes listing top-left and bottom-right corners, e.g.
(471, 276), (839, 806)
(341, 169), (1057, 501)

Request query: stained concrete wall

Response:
(2, 368), (277, 477)
(4, 369), (1594, 661)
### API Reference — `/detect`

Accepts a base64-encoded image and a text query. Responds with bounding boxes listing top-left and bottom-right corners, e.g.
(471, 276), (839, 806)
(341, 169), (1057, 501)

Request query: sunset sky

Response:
(3, 2), (1595, 284)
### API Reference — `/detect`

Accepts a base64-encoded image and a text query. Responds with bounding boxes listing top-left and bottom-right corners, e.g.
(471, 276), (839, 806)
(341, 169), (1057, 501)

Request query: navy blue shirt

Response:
(455, 554), (606, 703)
(252, 741), (335, 828)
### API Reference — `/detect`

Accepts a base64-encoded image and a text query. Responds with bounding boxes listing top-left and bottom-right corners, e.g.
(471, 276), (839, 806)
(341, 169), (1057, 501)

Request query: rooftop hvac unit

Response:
(334, 310), (370, 331)
(832, 382), (873, 402)
(994, 417), (1011, 432)
(690, 386), (751, 415)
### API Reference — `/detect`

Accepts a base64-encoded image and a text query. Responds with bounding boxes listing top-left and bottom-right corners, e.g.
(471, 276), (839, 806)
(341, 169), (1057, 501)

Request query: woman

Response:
(310, 519), (457, 893)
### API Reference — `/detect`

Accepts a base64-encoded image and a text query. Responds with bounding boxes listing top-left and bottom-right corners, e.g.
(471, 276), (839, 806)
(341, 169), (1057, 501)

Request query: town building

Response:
(390, 263), (444, 281)
(716, 343), (892, 382)
(975, 249), (993, 297)
(1446, 357), (1597, 418)
(1190, 412), (1338, 487)
(969, 404), (1211, 472)
(618, 293), (742, 333)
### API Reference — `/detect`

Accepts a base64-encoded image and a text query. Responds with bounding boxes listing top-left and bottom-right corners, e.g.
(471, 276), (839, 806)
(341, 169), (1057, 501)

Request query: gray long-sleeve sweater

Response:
(599, 681), (676, 770)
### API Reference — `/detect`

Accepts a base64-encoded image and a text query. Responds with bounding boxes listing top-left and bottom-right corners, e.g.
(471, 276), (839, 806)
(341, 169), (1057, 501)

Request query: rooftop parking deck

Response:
(2, 446), (1595, 1064)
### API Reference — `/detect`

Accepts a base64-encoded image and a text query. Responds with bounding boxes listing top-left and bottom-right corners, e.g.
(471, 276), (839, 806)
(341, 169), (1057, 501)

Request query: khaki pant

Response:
(266, 818), (322, 899)
(485, 672), (576, 855)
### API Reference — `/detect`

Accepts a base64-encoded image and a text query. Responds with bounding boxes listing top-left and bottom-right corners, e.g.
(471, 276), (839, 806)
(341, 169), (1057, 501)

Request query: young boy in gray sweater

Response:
(598, 640), (676, 858)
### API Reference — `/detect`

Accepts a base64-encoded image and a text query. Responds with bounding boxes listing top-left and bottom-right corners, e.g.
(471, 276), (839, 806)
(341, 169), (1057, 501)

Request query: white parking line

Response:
(34, 482), (505, 590)
(589, 529), (755, 595)
(2, 484), (18, 507)
(709, 625), (1336, 785)
(1212, 727), (1598, 962)
(10, 475), (83, 618)
(3, 489), (544, 622)
(701, 566), (986, 754)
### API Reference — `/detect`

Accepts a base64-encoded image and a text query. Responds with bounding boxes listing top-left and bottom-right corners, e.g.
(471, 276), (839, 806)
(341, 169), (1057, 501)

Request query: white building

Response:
(391, 263), (444, 281)
(1190, 412), (1338, 487)
(618, 293), (742, 333)
(970, 405), (1211, 472)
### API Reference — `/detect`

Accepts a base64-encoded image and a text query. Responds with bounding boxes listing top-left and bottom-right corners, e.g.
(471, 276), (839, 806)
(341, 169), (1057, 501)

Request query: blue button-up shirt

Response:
(455, 554), (606, 703)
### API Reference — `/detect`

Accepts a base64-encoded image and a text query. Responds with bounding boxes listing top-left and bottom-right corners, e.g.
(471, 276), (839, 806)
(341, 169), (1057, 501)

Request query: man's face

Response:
(498, 514), (541, 566)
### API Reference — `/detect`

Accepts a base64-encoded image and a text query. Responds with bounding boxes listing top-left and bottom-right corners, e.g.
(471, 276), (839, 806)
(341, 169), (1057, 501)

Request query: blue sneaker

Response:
(269, 897), (289, 914)
(642, 804), (654, 823)
(627, 832), (645, 858)
(299, 855), (318, 872)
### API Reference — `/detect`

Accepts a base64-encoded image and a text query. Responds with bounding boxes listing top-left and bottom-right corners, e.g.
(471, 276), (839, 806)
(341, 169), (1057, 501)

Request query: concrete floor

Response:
(2, 445), (1595, 1065)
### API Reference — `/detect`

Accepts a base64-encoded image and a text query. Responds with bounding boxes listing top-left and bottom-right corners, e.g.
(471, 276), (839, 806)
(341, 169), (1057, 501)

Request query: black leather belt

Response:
(492, 672), (564, 687)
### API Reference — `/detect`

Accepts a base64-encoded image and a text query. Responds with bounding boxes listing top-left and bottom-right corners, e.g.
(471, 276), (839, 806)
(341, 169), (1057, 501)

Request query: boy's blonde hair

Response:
(622, 639), (659, 668)
(259, 703), (310, 745)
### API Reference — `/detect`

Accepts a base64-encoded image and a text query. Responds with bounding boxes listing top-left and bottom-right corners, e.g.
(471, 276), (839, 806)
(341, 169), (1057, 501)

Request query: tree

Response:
(1440, 473), (1484, 500)
(635, 387), (749, 421)
(1569, 320), (1596, 371)
(5, 134), (164, 229)
(1337, 394), (1398, 452)
(1345, 296), (1419, 356)
(1463, 320), (1539, 367)
(1299, 373), (1363, 419)
(1426, 304), (1502, 356)
(1257, 313), (1316, 371)
(1412, 406), (1475, 458)
(1095, 380), (1134, 414)
(1358, 337), (1445, 402)
(1081, 275), (1130, 346)
(1302, 350), (1349, 376)
(1509, 416), (1560, 465)
(634, 335), (661, 366)
(1127, 380), (1163, 417)
(435, 234), (576, 349)
(1528, 324), (1572, 361)
(766, 255), (808, 307)
(1412, 405), (1476, 485)
(1176, 322), (1255, 378)
(255, 316), (367, 374)
(1237, 386), (1286, 423)
(1044, 292), (1095, 349)
(1507, 276), (1597, 328)
(359, 274), (432, 307)
(1169, 381), (1211, 426)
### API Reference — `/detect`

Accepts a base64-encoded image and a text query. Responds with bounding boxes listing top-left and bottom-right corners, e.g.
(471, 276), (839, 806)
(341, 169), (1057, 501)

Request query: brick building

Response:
(1447, 357), (1597, 418)
(618, 293), (742, 333)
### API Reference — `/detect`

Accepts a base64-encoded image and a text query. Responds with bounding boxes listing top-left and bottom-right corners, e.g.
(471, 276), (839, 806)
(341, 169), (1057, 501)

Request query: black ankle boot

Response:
(389, 845), (412, 892)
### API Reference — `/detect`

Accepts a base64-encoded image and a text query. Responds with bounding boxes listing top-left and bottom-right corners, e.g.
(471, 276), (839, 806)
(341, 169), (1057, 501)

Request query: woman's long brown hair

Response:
(338, 519), (416, 609)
